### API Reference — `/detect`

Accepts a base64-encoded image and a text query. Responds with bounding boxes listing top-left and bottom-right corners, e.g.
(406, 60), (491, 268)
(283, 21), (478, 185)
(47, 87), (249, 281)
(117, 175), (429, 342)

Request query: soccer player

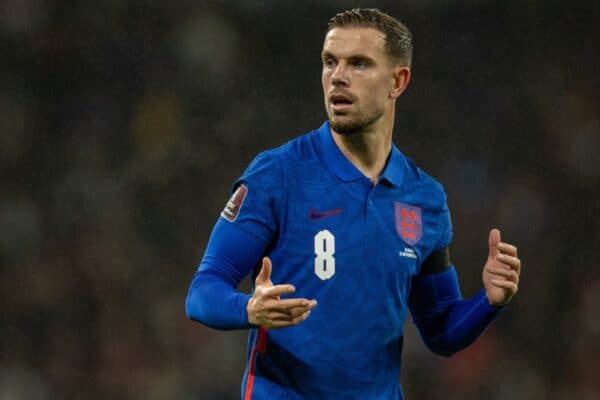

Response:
(186, 8), (521, 400)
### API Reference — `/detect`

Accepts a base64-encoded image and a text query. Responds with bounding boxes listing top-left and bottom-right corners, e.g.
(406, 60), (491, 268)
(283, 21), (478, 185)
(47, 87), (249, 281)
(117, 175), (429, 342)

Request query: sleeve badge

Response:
(221, 184), (248, 222)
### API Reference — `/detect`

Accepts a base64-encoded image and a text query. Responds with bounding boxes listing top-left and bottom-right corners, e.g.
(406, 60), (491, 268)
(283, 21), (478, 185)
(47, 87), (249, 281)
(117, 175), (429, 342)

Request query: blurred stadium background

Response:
(1, 1), (599, 399)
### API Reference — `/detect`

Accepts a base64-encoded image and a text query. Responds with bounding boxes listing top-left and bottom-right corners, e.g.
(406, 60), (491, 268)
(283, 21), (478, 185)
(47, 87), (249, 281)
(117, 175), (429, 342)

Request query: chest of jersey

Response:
(267, 165), (440, 331)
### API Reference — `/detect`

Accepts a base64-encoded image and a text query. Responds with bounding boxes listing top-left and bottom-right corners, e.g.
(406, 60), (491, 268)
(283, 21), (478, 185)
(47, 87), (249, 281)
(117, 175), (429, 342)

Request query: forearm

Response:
(185, 219), (266, 330)
(186, 268), (252, 330)
(410, 267), (504, 357)
(415, 289), (503, 356)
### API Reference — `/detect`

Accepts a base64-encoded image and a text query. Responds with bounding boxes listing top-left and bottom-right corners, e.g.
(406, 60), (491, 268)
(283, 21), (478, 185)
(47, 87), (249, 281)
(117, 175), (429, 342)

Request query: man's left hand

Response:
(483, 229), (521, 307)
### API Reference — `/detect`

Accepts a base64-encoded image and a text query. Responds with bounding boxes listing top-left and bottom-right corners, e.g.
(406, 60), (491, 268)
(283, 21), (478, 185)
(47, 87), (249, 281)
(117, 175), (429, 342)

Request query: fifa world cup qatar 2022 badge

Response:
(221, 184), (248, 222)
(394, 202), (422, 245)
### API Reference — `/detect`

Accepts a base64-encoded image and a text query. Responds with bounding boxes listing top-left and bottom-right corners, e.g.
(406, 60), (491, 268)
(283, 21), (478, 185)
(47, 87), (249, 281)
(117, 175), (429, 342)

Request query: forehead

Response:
(322, 27), (387, 58)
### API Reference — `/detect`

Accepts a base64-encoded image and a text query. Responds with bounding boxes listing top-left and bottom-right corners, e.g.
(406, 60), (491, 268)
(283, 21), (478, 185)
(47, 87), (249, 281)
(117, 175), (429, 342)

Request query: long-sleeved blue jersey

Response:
(186, 121), (503, 399)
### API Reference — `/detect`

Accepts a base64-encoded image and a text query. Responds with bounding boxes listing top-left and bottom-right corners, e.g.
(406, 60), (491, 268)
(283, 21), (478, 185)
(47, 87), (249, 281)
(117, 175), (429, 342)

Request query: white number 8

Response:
(314, 230), (335, 280)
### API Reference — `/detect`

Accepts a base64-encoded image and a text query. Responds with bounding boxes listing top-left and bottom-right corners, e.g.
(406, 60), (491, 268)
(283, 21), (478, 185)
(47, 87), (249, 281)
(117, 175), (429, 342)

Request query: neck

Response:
(330, 109), (394, 184)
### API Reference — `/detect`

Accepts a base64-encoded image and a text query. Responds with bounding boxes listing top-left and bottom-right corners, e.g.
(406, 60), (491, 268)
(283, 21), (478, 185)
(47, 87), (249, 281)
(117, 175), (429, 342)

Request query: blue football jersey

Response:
(229, 121), (452, 399)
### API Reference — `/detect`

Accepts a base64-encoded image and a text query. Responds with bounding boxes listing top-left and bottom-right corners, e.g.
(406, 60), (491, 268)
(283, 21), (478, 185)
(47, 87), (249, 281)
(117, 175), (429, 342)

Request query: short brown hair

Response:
(327, 8), (413, 67)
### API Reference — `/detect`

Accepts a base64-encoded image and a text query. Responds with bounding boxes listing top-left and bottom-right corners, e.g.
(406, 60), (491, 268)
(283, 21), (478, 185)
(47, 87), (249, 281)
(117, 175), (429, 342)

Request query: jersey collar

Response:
(316, 121), (405, 187)
(380, 145), (405, 187)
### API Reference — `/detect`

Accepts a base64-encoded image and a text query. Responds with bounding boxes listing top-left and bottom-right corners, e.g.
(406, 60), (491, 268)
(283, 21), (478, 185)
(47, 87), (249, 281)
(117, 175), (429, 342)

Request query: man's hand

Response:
(247, 257), (317, 328)
(483, 229), (521, 307)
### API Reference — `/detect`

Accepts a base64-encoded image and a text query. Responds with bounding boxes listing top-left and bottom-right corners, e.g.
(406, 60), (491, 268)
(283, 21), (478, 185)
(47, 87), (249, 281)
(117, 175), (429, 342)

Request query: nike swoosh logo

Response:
(308, 208), (343, 221)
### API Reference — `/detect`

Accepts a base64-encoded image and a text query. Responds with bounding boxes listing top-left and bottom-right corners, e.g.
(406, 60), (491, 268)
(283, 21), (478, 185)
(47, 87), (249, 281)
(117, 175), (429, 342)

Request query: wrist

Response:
(243, 294), (256, 325)
(482, 289), (508, 310)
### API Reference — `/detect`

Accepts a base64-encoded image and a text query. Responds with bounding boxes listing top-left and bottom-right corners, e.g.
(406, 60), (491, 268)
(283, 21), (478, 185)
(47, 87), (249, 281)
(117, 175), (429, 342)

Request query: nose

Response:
(331, 64), (349, 86)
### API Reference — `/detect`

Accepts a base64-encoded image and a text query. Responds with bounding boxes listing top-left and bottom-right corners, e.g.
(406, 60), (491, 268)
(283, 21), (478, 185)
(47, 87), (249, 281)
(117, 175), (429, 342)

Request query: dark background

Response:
(1, 1), (599, 399)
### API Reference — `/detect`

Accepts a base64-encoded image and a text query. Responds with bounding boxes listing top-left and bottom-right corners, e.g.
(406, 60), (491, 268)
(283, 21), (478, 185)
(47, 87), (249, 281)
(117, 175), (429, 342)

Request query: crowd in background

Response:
(1, 1), (598, 399)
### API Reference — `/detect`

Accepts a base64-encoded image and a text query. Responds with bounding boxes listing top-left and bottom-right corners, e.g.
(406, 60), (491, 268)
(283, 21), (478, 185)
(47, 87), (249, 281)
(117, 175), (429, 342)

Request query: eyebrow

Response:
(321, 51), (335, 60)
(321, 51), (376, 64)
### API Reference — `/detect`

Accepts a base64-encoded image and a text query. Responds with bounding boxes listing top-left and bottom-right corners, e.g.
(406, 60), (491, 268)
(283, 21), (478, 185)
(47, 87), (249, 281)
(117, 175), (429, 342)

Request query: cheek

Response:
(361, 86), (384, 106)
(321, 70), (331, 87)
(357, 76), (387, 100)
(370, 80), (392, 103)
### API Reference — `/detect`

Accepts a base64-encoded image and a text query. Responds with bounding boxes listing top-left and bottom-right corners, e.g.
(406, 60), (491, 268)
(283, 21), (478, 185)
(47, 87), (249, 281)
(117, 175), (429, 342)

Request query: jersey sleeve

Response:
(185, 151), (284, 330)
(221, 151), (285, 246)
(185, 218), (266, 329)
(417, 189), (453, 274)
(409, 269), (504, 357)
(434, 189), (453, 250)
(408, 185), (503, 357)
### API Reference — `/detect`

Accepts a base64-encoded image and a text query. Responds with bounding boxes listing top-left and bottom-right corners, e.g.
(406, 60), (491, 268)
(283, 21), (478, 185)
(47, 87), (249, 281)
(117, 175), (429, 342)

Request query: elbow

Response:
(423, 339), (457, 358)
(421, 332), (472, 358)
(433, 350), (455, 358)
(423, 337), (461, 357)
(416, 323), (461, 357)
(185, 289), (219, 328)
(185, 272), (205, 323)
(184, 271), (226, 328)
(185, 287), (212, 325)
(414, 319), (459, 357)
(185, 286), (199, 322)
(185, 291), (195, 321)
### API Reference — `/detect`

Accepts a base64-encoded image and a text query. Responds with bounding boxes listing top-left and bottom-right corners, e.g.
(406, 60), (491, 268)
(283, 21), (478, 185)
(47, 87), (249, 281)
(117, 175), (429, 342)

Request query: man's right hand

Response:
(247, 257), (317, 329)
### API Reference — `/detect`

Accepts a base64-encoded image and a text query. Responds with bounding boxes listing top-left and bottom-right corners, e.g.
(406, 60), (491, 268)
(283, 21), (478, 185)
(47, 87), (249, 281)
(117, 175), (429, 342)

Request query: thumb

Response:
(488, 228), (501, 257)
(255, 257), (272, 285)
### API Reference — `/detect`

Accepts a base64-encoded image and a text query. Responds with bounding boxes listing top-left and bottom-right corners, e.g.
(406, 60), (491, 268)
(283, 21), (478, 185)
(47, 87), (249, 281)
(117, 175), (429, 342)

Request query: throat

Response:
(331, 128), (391, 183)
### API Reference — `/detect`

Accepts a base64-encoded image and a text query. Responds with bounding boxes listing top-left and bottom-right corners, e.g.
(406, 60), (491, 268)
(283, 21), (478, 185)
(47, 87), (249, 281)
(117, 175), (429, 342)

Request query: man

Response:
(186, 8), (521, 400)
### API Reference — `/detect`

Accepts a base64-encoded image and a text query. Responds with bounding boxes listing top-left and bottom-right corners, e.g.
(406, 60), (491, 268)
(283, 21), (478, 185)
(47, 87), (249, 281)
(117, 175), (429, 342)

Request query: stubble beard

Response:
(328, 104), (385, 135)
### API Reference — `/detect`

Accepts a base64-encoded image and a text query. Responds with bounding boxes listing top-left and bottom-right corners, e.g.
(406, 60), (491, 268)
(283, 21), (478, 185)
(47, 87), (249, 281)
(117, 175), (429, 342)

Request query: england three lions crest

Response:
(394, 202), (422, 245)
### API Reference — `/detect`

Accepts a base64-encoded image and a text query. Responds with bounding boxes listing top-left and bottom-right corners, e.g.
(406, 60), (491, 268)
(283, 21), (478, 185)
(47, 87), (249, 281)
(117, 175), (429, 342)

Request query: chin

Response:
(329, 116), (368, 135)
(328, 106), (384, 135)
(329, 115), (364, 135)
(330, 121), (362, 135)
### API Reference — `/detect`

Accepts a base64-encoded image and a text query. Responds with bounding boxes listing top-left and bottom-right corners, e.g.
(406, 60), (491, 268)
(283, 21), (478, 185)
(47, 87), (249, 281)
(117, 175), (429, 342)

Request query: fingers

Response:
(263, 284), (296, 298)
(487, 251), (521, 284)
(269, 305), (314, 321)
(291, 309), (312, 325)
(490, 279), (518, 292)
(497, 253), (521, 273)
(255, 257), (272, 285)
(266, 311), (297, 321)
(287, 305), (314, 318)
(484, 232), (521, 306)
(267, 298), (317, 312)
(267, 309), (313, 328)
(498, 242), (518, 257)
(250, 257), (317, 328)
(488, 228), (501, 257)
(488, 230), (520, 272)
(486, 266), (519, 284)
(250, 299), (317, 329)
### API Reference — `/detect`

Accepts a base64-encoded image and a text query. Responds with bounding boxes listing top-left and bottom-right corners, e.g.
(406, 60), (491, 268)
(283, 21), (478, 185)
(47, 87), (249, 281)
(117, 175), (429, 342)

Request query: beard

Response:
(327, 103), (385, 135)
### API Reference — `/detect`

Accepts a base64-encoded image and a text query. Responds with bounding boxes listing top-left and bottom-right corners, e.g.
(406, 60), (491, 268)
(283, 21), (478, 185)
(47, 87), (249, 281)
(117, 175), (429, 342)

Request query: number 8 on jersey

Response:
(314, 230), (335, 280)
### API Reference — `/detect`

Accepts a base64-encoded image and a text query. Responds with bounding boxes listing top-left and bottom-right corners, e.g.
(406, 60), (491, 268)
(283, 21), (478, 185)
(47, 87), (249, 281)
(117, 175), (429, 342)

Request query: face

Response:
(321, 27), (403, 135)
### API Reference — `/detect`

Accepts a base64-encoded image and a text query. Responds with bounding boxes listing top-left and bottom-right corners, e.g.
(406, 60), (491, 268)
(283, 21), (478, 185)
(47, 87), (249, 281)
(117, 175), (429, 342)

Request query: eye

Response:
(353, 60), (369, 69)
(323, 58), (336, 68)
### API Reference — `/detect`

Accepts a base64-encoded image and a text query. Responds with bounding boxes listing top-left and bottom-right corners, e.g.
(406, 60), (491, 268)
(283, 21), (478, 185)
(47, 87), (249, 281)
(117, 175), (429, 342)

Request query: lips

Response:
(329, 93), (354, 111)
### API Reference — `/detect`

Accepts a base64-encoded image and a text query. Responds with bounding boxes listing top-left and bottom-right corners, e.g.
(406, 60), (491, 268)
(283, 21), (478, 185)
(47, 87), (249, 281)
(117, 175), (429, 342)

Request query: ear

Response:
(390, 66), (411, 99)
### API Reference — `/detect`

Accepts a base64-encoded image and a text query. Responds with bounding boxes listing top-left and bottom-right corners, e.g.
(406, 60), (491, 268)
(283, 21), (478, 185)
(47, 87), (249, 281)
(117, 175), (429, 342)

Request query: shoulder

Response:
(400, 155), (453, 251)
(260, 129), (317, 162)
(243, 129), (319, 177)
(401, 155), (448, 211)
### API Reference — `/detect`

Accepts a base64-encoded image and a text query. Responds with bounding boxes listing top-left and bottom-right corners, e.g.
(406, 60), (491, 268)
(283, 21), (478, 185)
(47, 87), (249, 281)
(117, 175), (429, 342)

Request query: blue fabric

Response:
(186, 121), (503, 399)
(185, 219), (264, 329)
(409, 266), (504, 356)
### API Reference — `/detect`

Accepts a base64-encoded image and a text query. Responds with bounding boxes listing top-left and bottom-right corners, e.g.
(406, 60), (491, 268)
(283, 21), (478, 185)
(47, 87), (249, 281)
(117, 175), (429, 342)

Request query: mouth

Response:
(329, 93), (354, 112)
